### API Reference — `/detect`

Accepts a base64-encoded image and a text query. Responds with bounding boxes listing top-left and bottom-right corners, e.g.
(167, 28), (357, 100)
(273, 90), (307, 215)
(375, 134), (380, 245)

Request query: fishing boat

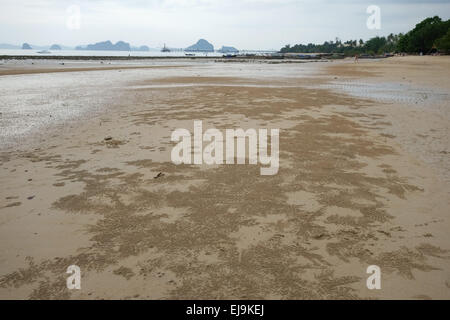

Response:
(161, 44), (170, 52)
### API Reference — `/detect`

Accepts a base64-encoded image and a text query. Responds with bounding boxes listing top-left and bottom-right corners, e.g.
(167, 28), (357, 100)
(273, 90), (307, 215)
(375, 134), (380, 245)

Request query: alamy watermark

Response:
(366, 5), (381, 30)
(66, 265), (81, 290)
(366, 265), (381, 290)
(171, 121), (279, 175)
(66, 5), (81, 30)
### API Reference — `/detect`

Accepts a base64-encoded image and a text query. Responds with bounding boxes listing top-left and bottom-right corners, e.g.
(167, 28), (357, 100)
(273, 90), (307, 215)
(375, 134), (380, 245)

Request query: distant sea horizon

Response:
(0, 49), (277, 57)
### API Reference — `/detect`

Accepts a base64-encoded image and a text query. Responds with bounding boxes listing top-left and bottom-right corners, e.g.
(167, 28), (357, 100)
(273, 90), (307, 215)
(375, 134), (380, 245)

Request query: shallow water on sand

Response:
(320, 81), (449, 105)
(0, 60), (322, 151)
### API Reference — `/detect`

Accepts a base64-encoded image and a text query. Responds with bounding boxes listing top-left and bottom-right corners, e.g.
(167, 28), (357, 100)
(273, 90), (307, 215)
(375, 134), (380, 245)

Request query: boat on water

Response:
(161, 44), (170, 52)
(185, 53), (195, 57)
(37, 50), (51, 54)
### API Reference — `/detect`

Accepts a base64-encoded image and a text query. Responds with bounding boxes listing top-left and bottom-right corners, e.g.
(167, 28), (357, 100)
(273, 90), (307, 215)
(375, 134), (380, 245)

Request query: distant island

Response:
(185, 39), (214, 52)
(0, 41), (154, 52)
(74, 41), (154, 51)
(0, 43), (21, 49)
(131, 45), (150, 52)
(218, 46), (239, 53)
(76, 40), (131, 51)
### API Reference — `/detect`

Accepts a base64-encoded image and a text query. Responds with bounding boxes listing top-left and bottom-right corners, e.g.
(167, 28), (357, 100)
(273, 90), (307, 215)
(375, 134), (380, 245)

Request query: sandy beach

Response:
(0, 56), (449, 299)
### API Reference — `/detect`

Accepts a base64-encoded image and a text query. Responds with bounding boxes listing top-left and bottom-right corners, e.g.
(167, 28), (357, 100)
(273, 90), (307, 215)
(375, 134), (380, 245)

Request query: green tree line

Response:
(280, 16), (450, 55)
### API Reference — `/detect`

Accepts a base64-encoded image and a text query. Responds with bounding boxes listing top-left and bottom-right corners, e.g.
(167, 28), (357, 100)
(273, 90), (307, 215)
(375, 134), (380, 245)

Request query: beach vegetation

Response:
(280, 16), (450, 55)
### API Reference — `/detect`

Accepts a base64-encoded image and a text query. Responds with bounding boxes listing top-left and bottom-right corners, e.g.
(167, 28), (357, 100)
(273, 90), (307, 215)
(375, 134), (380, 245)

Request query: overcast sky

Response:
(1, 0), (449, 50)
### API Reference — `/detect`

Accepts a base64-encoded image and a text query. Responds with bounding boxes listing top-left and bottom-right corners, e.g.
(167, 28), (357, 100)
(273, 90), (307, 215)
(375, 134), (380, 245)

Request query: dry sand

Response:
(0, 56), (449, 299)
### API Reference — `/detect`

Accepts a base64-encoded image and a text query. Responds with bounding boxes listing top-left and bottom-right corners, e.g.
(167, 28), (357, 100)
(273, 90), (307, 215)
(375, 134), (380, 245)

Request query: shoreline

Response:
(0, 55), (217, 60)
(0, 55), (328, 61)
(0, 57), (331, 77)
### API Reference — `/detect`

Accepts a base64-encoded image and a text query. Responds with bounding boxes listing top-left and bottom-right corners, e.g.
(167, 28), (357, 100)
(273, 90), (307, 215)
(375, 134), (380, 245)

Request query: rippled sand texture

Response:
(0, 56), (449, 299)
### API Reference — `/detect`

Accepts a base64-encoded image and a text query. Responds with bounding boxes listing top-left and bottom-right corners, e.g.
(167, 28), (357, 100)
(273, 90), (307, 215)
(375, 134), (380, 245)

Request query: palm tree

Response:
(387, 33), (395, 43)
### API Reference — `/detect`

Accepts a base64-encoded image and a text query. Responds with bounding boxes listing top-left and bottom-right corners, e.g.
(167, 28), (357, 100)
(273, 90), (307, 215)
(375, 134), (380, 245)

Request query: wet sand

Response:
(0, 59), (190, 76)
(0, 56), (449, 299)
